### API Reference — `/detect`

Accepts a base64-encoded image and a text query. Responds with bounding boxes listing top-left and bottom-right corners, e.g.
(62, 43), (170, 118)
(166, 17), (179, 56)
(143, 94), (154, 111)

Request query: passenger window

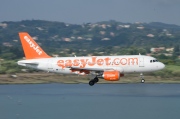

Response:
(150, 60), (152, 63)
(153, 60), (155, 62)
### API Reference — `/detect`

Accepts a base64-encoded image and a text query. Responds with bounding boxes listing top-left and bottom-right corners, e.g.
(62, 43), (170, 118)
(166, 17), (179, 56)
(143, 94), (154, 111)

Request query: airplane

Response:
(17, 32), (165, 86)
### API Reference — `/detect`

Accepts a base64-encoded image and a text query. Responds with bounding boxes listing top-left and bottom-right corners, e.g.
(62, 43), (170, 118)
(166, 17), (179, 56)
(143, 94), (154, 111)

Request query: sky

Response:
(0, 0), (180, 25)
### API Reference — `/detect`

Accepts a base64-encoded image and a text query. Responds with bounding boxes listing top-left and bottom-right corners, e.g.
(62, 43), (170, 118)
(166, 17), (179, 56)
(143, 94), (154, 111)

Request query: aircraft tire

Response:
(141, 79), (145, 83)
(94, 77), (99, 83)
(89, 80), (95, 86)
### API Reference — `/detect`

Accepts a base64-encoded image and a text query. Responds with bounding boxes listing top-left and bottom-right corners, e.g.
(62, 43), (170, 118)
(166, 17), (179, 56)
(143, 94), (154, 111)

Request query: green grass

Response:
(165, 65), (180, 71)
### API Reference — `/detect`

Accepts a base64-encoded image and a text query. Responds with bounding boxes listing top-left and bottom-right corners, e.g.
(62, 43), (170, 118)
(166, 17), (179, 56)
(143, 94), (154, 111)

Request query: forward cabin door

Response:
(139, 57), (144, 67)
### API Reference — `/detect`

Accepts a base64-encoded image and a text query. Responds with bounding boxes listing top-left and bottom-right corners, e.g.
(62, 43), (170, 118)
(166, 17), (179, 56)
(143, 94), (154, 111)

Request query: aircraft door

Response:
(47, 59), (54, 72)
(139, 57), (144, 67)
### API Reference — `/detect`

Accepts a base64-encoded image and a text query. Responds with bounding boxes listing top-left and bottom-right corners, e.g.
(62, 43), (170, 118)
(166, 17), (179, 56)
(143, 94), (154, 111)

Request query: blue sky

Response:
(0, 0), (180, 25)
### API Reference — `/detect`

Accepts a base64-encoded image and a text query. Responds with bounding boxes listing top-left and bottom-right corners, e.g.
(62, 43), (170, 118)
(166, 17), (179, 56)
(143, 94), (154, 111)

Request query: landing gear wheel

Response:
(89, 80), (95, 86)
(89, 77), (99, 86)
(140, 73), (145, 83)
(94, 77), (99, 83)
(141, 79), (145, 83)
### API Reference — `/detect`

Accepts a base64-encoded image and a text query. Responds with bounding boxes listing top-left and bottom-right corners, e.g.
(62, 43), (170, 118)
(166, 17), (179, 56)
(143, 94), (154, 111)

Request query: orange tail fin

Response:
(19, 32), (51, 59)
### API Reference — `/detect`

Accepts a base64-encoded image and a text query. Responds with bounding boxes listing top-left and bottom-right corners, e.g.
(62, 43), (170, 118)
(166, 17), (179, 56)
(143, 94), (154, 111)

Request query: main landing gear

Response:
(89, 77), (99, 86)
(140, 73), (145, 83)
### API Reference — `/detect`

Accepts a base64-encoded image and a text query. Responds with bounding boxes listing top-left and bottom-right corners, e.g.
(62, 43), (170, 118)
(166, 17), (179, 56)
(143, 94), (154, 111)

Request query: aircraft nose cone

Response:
(160, 63), (165, 69)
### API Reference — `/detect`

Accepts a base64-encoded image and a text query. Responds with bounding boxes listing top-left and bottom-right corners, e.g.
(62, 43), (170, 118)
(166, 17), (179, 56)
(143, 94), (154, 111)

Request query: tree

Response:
(1, 53), (17, 60)
(173, 45), (180, 57)
(0, 45), (2, 54)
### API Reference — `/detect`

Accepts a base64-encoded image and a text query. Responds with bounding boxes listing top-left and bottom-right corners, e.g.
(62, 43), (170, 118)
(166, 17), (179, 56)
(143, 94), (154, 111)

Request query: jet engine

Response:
(102, 70), (121, 81)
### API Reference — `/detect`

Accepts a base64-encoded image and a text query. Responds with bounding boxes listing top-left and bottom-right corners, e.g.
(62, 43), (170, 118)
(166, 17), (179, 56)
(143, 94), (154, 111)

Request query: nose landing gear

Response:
(140, 73), (145, 83)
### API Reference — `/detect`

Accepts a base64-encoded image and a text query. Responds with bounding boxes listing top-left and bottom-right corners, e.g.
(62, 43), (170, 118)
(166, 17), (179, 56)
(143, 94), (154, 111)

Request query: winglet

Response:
(19, 32), (51, 59)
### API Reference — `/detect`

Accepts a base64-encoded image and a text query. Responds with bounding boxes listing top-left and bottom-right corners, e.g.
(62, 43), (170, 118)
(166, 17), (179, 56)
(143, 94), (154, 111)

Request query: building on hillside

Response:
(0, 23), (7, 28)
(147, 34), (155, 38)
(137, 26), (144, 30)
(101, 38), (110, 41)
(150, 47), (165, 52)
(3, 42), (12, 47)
(166, 48), (174, 52)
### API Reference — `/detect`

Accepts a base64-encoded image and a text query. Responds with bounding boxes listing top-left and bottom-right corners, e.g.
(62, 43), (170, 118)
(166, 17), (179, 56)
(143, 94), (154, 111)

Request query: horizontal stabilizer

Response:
(17, 61), (39, 66)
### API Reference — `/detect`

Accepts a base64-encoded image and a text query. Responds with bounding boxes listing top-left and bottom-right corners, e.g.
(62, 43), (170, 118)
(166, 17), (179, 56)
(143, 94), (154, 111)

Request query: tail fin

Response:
(19, 32), (51, 59)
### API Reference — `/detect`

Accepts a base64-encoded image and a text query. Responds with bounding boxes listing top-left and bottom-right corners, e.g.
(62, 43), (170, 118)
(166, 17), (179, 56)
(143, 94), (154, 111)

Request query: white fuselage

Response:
(17, 55), (165, 74)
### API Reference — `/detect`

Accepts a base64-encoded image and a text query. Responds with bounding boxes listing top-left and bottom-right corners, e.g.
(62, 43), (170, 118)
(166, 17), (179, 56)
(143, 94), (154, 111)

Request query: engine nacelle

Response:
(102, 70), (120, 81)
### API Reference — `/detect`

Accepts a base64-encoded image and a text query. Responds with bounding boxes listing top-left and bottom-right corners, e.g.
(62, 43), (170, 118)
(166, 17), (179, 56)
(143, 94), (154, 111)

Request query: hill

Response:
(0, 20), (180, 58)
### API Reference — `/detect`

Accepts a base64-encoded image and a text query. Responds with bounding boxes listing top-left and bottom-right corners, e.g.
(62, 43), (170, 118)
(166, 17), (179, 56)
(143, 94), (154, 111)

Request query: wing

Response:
(68, 66), (115, 72)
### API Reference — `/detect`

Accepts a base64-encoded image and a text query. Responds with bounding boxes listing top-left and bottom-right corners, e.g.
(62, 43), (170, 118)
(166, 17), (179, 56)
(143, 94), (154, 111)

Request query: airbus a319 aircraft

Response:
(17, 32), (165, 86)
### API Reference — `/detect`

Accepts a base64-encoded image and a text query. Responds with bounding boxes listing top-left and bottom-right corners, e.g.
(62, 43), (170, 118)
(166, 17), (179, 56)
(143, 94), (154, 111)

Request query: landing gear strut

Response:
(89, 77), (99, 86)
(140, 73), (145, 83)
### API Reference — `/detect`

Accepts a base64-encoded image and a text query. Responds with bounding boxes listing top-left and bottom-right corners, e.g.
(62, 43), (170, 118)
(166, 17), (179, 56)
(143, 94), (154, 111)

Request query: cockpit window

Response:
(150, 59), (159, 63)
